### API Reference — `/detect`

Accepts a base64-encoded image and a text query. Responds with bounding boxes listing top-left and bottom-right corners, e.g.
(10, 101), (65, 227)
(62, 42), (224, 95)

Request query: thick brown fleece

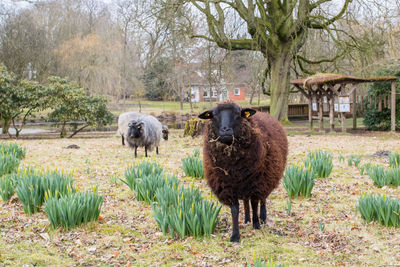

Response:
(203, 106), (288, 206)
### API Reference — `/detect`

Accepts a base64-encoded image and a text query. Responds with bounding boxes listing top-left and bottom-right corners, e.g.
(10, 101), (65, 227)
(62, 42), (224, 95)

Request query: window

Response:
(212, 90), (217, 97)
(203, 89), (210, 97)
(234, 88), (240, 96)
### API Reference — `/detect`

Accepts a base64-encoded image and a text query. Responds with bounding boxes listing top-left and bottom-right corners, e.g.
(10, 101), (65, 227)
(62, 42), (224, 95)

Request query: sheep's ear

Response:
(199, 110), (214, 119)
(241, 108), (256, 118)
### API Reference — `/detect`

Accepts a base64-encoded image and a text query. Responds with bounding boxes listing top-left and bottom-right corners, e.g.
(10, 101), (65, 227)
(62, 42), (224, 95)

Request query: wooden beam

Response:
(318, 92), (324, 132)
(347, 84), (358, 96)
(329, 96), (334, 132)
(308, 95), (313, 130)
(352, 87), (357, 130)
(341, 113), (346, 133)
(391, 81), (396, 131)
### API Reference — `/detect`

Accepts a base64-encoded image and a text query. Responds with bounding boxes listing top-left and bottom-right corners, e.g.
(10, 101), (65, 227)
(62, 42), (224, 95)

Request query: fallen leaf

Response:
(39, 233), (50, 241)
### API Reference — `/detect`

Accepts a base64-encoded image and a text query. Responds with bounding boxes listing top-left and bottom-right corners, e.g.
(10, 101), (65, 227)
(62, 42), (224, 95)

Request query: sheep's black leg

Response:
(122, 135), (125, 146)
(243, 199), (251, 224)
(134, 145), (137, 158)
(251, 199), (260, 230)
(260, 200), (266, 224)
(230, 199), (240, 242)
(156, 147), (159, 155)
(145, 146), (148, 157)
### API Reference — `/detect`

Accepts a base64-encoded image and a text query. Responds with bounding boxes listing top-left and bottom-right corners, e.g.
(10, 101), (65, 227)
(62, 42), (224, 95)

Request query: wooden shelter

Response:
(290, 74), (398, 132)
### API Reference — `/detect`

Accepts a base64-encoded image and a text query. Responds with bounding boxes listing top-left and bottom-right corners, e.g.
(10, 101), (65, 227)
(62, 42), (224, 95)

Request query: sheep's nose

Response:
(220, 127), (233, 135)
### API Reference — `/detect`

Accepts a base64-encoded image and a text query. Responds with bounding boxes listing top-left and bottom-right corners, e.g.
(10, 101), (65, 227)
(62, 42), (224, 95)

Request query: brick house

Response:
(190, 84), (247, 103)
(190, 84), (247, 102)
(188, 70), (248, 102)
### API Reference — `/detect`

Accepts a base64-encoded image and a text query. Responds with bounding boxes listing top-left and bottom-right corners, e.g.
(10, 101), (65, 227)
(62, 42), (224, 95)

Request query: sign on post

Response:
(338, 96), (350, 113)
(312, 101), (317, 111)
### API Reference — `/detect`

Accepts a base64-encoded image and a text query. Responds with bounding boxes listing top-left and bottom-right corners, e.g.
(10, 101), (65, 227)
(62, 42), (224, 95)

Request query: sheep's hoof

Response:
(230, 234), (240, 243)
(253, 222), (260, 230)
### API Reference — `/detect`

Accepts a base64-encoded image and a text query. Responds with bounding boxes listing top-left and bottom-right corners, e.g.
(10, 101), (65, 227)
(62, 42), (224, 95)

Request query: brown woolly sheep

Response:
(199, 102), (288, 242)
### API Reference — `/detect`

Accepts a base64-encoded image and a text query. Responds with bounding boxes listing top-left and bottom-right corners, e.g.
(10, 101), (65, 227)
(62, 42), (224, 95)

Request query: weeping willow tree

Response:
(179, 0), (352, 121)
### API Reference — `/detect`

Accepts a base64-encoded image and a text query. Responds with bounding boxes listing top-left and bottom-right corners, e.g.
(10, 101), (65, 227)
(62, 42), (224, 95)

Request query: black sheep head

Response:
(198, 102), (256, 145)
(127, 120), (144, 139)
(162, 125), (169, 140)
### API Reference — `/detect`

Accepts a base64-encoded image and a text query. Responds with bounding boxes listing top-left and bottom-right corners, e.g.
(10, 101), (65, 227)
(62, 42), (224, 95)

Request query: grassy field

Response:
(1, 129), (400, 266)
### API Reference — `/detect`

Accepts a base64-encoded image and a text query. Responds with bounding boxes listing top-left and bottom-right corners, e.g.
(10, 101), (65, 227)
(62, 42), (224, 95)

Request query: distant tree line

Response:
(0, 0), (263, 109)
(1, 0), (400, 120)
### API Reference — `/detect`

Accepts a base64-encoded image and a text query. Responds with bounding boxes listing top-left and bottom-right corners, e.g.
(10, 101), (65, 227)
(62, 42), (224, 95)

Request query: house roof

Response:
(290, 73), (397, 88)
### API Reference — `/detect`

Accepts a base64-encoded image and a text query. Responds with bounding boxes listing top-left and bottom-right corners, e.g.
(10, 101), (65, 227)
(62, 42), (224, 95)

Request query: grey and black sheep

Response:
(117, 112), (169, 146)
(199, 101), (288, 242)
(124, 115), (163, 158)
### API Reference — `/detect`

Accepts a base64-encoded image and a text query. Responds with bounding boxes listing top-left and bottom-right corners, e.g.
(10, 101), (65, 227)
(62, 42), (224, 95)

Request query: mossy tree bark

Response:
(1, 118), (11, 134)
(185, 0), (352, 121)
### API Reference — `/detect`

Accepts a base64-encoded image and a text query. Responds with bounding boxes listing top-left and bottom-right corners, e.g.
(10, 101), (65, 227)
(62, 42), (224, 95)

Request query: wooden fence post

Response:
(391, 81), (396, 131)
(353, 89), (357, 130)
(329, 97), (334, 132)
(308, 96), (313, 130)
(319, 95), (324, 132)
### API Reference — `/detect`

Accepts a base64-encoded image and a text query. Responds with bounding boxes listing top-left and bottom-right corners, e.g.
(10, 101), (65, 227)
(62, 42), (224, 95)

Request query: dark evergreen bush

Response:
(363, 61), (400, 131)
(364, 108), (392, 130)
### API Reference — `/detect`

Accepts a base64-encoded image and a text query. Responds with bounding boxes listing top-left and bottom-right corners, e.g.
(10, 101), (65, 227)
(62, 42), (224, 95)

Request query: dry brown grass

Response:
(1, 130), (400, 266)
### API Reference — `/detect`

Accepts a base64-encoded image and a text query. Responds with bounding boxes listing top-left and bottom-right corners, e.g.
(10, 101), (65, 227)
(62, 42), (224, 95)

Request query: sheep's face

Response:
(127, 121), (144, 139)
(162, 125), (169, 140)
(199, 104), (256, 145)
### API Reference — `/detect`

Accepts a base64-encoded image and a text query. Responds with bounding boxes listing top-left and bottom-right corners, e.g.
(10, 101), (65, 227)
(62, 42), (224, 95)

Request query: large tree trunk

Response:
(268, 50), (291, 122)
(1, 118), (11, 134)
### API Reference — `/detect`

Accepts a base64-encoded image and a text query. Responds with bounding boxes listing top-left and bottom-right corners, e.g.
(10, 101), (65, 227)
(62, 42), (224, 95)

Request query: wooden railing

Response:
(252, 104), (309, 118)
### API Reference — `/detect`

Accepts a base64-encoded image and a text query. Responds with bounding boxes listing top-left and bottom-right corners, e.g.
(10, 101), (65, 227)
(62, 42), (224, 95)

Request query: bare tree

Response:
(181, 0), (353, 121)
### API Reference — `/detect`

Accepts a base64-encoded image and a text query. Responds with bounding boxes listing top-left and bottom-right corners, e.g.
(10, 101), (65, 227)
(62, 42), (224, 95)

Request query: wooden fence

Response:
(252, 104), (309, 118)
(253, 95), (391, 119)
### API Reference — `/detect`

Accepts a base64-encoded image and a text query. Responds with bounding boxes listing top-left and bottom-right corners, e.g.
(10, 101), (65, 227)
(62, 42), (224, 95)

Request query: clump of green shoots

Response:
(318, 222), (325, 232)
(0, 142), (26, 160)
(303, 150), (333, 178)
(283, 164), (315, 198)
(0, 154), (20, 177)
(123, 159), (164, 190)
(0, 175), (15, 201)
(153, 185), (221, 238)
(122, 160), (179, 204)
(359, 162), (373, 176)
(123, 160), (222, 238)
(338, 153), (345, 163)
(44, 187), (103, 230)
(358, 193), (400, 227)
(246, 252), (284, 267)
(347, 155), (362, 167)
(366, 165), (400, 187)
(181, 148), (204, 179)
(15, 168), (74, 215)
(286, 199), (292, 216)
(389, 152), (400, 168)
